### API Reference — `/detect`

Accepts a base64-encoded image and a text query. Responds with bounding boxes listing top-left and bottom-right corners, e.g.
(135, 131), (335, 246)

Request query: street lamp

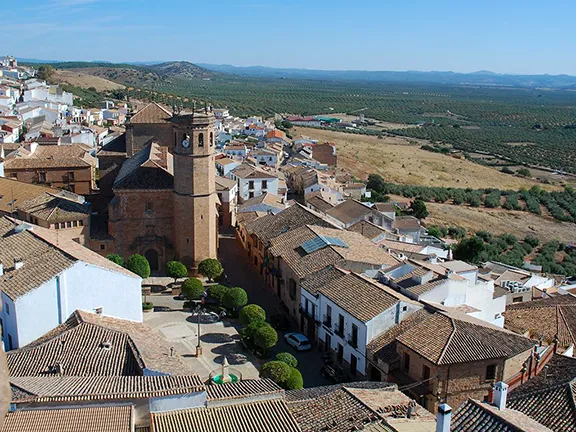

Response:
(194, 305), (205, 357)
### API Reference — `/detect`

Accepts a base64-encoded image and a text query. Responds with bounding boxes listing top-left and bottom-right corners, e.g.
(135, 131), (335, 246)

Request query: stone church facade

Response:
(101, 103), (220, 273)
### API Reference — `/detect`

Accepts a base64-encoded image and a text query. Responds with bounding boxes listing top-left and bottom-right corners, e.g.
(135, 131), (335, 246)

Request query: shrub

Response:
(181, 277), (204, 300)
(260, 361), (291, 384)
(240, 319), (267, 342)
(209, 284), (229, 303)
(126, 254), (151, 279)
(517, 167), (531, 177)
(166, 261), (188, 281)
(454, 236), (485, 264)
(106, 254), (124, 266)
(142, 302), (154, 310)
(239, 304), (266, 325)
(410, 198), (429, 219)
(284, 367), (304, 390)
(276, 352), (298, 368)
(524, 235), (540, 248)
(223, 287), (248, 310)
(253, 323), (278, 354)
(197, 258), (224, 282)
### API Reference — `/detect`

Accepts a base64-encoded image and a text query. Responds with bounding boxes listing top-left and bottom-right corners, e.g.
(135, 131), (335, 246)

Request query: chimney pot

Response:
(14, 258), (23, 270)
(493, 381), (508, 411)
(436, 403), (452, 432)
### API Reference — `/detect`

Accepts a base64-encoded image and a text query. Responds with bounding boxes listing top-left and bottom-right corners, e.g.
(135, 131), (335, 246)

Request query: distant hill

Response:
(149, 61), (215, 79)
(197, 63), (576, 89)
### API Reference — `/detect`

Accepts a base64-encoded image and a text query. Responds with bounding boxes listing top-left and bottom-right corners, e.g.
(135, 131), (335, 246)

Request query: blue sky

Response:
(5, 0), (576, 74)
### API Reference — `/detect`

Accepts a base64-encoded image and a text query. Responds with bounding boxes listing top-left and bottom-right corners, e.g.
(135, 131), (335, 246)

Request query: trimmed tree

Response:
(284, 367), (304, 390)
(197, 258), (224, 282)
(253, 323), (278, 355)
(181, 277), (204, 300)
(125, 254), (151, 279)
(240, 319), (267, 343)
(106, 254), (124, 267)
(276, 352), (298, 368)
(239, 304), (266, 325)
(223, 287), (248, 310)
(166, 261), (188, 283)
(260, 361), (291, 385)
(209, 284), (229, 304)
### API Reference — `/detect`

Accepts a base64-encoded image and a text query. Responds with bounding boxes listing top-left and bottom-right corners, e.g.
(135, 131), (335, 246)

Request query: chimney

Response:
(436, 404), (452, 432)
(0, 261), (3, 276)
(14, 258), (23, 270)
(492, 381), (508, 411)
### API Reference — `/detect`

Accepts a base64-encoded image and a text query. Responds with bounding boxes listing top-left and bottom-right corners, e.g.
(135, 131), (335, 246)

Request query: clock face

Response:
(182, 139), (190, 148)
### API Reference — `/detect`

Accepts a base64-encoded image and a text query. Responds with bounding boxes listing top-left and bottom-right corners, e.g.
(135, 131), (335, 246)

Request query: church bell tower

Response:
(172, 108), (218, 270)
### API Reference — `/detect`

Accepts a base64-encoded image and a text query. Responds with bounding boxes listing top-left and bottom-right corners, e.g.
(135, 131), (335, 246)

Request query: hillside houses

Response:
(228, 162), (280, 202)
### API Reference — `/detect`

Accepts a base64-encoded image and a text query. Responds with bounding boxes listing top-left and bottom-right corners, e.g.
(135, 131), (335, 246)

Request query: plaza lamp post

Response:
(194, 304), (205, 357)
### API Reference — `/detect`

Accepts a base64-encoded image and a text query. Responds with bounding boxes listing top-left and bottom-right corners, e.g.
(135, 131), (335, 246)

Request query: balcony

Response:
(347, 334), (358, 349)
(322, 314), (332, 328)
(334, 324), (344, 338)
(299, 306), (314, 320)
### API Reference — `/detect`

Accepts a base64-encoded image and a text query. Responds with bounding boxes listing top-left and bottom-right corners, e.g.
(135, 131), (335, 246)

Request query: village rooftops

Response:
(267, 129), (287, 140)
(326, 199), (375, 225)
(1, 405), (134, 432)
(215, 175), (237, 191)
(129, 102), (172, 124)
(114, 141), (173, 190)
(7, 309), (191, 377)
(0, 217), (137, 300)
(392, 216), (421, 231)
(239, 192), (284, 213)
(268, 224), (399, 279)
(230, 163), (277, 179)
(215, 156), (238, 165)
(4, 143), (96, 169)
(18, 192), (90, 223)
(96, 133), (126, 156)
(396, 303), (534, 365)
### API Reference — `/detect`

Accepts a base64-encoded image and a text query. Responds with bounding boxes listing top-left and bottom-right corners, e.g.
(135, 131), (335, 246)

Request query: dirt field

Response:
(426, 202), (576, 242)
(292, 127), (552, 190)
(53, 69), (125, 91)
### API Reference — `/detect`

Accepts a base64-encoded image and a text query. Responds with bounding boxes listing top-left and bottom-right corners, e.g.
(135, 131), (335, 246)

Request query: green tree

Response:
(125, 254), (151, 279)
(209, 284), (229, 303)
(517, 167), (531, 177)
(367, 174), (386, 193)
(223, 287), (248, 310)
(106, 254), (124, 267)
(181, 277), (204, 300)
(284, 367), (304, 390)
(37, 65), (54, 82)
(276, 352), (298, 368)
(197, 258), (224, 282)
(165, 261), (188, 282)
(260, 361), (291, 385)
(240, 319), (267, 343)
(239, 304), (266, 325)
(454, 236), (485, 264)
(253, 324), (278, 354)
(524, 235), (540, 248)
(410, 198), (429, 219)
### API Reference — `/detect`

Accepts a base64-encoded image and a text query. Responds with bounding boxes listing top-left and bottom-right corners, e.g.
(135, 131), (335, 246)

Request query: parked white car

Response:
(284, 332), (312, 351)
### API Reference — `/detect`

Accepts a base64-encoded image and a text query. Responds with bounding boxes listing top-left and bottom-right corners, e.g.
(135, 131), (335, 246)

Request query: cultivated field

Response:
(293, 127), (552, 190)
(53, 69), (125, 91)
(425, 202), (576, 242)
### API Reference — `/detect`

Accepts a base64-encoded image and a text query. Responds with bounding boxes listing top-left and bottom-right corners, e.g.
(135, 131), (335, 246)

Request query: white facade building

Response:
(0, 217), (142, 350)
(228, 163), (279, 202)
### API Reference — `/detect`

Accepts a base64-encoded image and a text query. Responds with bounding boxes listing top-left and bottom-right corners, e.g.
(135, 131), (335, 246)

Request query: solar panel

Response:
(301, 235), (348, 254)
(324, 236), (348, 248)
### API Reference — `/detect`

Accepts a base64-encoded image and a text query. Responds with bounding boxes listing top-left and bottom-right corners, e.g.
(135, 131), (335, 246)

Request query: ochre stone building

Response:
(102, 103), (219, 272)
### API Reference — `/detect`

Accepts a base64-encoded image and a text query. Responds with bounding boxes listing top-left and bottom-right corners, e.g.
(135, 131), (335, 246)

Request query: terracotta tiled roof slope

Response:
(231, 163), (277, 179)
(396, 306), (534, 365)
(306, 195), (334, 212)
(367, 308), (435, 364)
(97, 133), (126, 155)
(269, 224), (399, 279)
(452, 399), (553, 431)
(0, 177), (74, 214)
(347, 220), (387, 240)
(4, 144), (96, 169)
(114, 142), (174, 190)
(326, 199), (372, 225)
(503, 296), (576, 349)
(0, 217), (137, 299)
(245, 202), (335, 244)
(10, 375), (204, 403)
(19, 192), (90, 222)
(7, 310), (191, 377)
(130, 102), (172, 124)
(301, 265), (348, 296)
(1, 405), (133, 432)
(507, 355), (576, 432)
(151, 399), (301, 432)
(206, 378), (283, 403)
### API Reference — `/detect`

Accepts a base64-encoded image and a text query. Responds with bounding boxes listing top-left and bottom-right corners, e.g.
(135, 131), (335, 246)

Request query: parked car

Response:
(284, 332), (312, 351)
(321, 363), (347, 383)
(190, 311), (219, 324)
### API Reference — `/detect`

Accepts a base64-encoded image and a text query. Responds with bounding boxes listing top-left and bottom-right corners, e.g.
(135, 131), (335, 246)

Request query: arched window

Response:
(145, 201), (153, 212)
(210, 132), (214, 147)
(198, 133), (204, 147)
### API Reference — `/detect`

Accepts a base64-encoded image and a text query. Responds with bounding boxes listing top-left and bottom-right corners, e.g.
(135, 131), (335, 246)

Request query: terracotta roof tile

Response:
(326, 199), (373, 225)
(347, 220), (387, 240)
(130, 102), (172, 124)
(206, 378), (283, 403)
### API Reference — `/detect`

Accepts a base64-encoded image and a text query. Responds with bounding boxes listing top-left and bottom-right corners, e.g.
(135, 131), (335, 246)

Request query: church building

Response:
(97, 103), (222, 272)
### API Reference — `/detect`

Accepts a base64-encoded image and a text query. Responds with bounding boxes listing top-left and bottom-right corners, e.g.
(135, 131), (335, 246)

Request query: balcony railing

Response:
(322, 314), (332, 328)
(347, 334), (358, 349)
(334, 324), (344, 338)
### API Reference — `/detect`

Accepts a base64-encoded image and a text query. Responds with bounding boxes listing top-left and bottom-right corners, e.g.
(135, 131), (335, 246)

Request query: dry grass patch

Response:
(53, 69), (125, 91)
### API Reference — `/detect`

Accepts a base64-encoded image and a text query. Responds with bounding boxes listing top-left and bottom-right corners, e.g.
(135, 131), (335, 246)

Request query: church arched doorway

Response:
(144, 249), (159, 272)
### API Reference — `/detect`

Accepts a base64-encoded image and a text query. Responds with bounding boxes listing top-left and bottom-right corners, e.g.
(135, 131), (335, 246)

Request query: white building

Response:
(251, 148), (278, 167)
(300, 267), (421, 377)
(223, 143), (248, 158)
(228, 163), (279, 202)
(0, 217), (142, 350)
(215, 156), (241, 177)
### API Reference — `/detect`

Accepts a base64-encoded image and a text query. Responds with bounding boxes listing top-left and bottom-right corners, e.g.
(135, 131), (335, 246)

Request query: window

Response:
(198, 132), (204, 147)
(336, 314), (344, 336)
(79, 220), (84, 227)
(0, 318), (3, 337)
(262, 180), (268, 189)
(54, 223), (59, 230)
(7, 334), (13, 351)
(512, 296), (523, 303)
(68, 171), (75, 182)
(249, 180), (255, 189)
(325, 305), (332, 326)
(145, 201), (153, 213)
(66, 221), (72, 228)
(4, 303), (9, 315)
(351, 324), (358, 348)
(72, 221), (78, 227)
(210, 132), (214, 147)
(289, 279), (297, 300)
(60, 222), (66, 229)
(403, 353), (410, 372)
(486, 364), (496, 381)
(249, 191), (254, 199)
(38, 171), (46, 183)
(402, 305), (408, 312)
(422, 365), (430, 381)
(100, 244), (105, 251)
(10, 173), (17, 179)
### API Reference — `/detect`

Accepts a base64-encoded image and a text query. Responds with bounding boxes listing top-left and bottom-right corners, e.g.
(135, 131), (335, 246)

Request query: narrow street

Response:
(218, 232), (330, 387)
